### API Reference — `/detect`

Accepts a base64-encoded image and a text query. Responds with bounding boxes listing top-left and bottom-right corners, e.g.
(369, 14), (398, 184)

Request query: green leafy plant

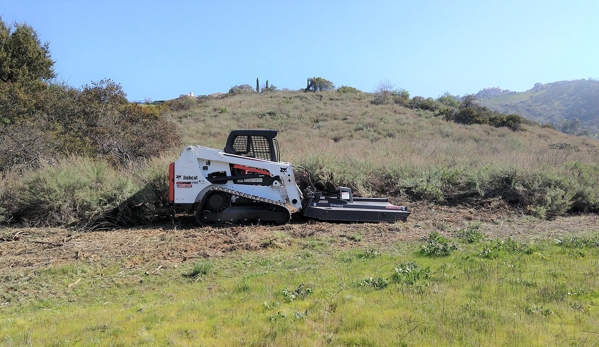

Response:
(391, 262), (431, 285)
(525, 305), (553, 316)
(336, 86), (360, 93)
(359, 277), (388, 290)
(419, 232), (457, 257)
(479, 238), (533, 259)
(555, 235), (599, 248)
(457, 222), (484, 243)
(356, 249), (380, 259)
(282, 284), (312, 302)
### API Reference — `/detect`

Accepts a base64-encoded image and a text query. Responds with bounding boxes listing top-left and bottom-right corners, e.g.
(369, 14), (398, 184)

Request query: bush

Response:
(437, 93), (459, 107)
(479, 238), (533, 259)
(1, 156), (172, 228)
(391, 262), (431, 285)
(228, 84), (255, 95)
(555, 235), (599, 248)
(419, 232), (457, 257)
(452, 108), (487, 125)
(5, 157), (136, 228)
(489, 114), (524, 131)
(0, 80), (180, 172)
(409, 96), (438, 111)
(393, 89), (410, 106)
(359, 277), (388, 290)
(456, 222), (484, 243)
(166, 95), (199, 111)
(282, 284), (312, 301)
(337, 86), (361, 93)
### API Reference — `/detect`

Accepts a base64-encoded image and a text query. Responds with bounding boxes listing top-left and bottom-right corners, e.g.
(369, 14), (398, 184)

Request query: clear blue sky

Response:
(3, 0), (599, 102)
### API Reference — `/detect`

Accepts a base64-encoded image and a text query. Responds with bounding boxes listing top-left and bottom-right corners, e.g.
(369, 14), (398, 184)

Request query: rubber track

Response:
(206, 186), (290, 213)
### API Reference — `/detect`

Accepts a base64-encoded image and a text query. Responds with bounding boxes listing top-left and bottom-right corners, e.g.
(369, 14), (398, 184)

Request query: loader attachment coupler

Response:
(302, 187), (410, 223)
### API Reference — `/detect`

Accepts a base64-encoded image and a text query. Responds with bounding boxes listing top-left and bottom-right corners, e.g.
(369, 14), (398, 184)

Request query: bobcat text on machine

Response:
(169, 129), (410, 226)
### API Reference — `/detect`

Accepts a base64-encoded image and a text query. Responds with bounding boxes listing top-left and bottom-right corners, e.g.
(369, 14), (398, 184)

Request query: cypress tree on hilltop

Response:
(256, 78), (259, 92)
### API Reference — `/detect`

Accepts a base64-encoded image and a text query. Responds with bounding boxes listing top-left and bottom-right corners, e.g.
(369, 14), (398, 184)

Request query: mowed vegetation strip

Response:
(1, 228), (598, 346)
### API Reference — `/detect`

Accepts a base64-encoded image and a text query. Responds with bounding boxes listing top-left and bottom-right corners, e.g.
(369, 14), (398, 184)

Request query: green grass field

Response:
(2, 231), (598, 346)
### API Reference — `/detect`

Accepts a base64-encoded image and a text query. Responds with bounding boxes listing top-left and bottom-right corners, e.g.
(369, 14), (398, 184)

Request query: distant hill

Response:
(475, 79), (599, 136)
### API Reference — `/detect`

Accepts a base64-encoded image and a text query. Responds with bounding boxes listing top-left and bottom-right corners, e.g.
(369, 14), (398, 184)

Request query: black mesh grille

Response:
(232, 136), (271, 160)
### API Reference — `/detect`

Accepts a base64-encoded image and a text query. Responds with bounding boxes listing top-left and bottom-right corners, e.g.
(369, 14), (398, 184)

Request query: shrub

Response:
(372, 81), (397, 105)
(437, 93), (459, 107)
(166, 95), (199, 111)
(456, 222), (484, 243)
(356, 249), (380, 259)
(359, 277), (388, 290)
(489, 114), (524, 131)
(1, 156), (172, 228)
(6, 157), (137, 228)
(479, 238), (533, 259)
(282, 284), (312, 302)
(0, 80), (180, 172)
(337, 86), (361, 93)
(105, 158), (173, 227)
(228, 84), (255, 95)
(409, 96), (438, 111)
(554, 235), (599, 248)
(393, 89), (410, 106)
(452, 108), (487, 125)
(391, 262), (431, 285)
(419, 232), (457, 257)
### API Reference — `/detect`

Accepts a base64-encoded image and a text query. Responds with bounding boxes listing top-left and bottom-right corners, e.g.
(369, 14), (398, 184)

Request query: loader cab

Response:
(224, 129), (280, 162)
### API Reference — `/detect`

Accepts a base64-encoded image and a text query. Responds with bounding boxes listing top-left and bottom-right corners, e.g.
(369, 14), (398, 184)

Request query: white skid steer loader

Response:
(169, 129), (409, 226)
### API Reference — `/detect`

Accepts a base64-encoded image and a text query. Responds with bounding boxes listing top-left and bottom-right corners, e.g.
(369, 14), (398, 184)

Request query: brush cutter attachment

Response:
(302, 187), (410, 223)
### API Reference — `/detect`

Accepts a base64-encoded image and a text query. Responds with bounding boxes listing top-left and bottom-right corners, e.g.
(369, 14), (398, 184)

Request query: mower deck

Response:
(302, 188), (410, 223)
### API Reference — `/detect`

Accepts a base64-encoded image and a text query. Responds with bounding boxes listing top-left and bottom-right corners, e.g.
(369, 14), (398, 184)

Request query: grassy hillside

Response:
(477, 79), (599, 135)
(2, 89), (599, 227)
(165, 90), (599, 216)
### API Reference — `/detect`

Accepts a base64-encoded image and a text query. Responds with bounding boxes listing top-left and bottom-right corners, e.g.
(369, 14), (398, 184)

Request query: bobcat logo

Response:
(280, 167), (287, 173)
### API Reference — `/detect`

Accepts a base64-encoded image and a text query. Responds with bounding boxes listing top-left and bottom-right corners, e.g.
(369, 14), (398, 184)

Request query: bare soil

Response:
(1, 202), (598, 273)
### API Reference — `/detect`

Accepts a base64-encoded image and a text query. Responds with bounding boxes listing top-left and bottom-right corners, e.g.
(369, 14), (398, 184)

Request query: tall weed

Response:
(6, 157), (137, 228)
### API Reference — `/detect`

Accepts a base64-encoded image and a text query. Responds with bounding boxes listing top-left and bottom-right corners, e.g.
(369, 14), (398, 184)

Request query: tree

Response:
(460, 94), (477, 109)
(0, 18), (56, 125)
(0, 18), (55, 84)
(305, 77), (334, 92)
(256, 78), (259, 92)
(560, 117), (582, 135)
(261, 81), (277, 93)
(437, 92), (459, 107)
(228, 84), (254, 95)
(453, 107), (486, 125)
(372, 80), (394, 105)
(409, 96), (437, 111)
(393, 89), (410, 106)
(0, 17), (179, 171)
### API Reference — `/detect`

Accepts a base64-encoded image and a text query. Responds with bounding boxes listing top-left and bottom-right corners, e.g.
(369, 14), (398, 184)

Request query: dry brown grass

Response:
(171, 91), (599, 174)
(2, 202), (598, 277)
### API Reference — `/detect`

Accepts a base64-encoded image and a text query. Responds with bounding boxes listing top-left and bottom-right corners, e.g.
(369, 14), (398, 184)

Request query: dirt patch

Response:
(1, 202), (598, 273)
